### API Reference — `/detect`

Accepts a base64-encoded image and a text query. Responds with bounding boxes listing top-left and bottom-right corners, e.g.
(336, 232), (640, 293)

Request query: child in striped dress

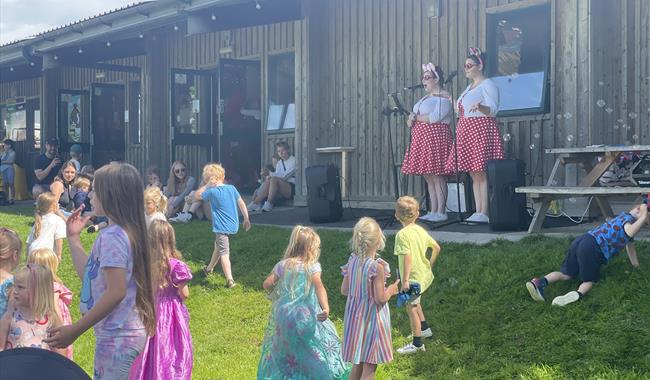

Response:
(341, 217), (401, 380)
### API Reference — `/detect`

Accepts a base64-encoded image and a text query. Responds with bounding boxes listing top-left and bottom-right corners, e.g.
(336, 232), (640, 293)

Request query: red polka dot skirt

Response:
(445, 116), (504, 173)
(402, 121), (452, 176)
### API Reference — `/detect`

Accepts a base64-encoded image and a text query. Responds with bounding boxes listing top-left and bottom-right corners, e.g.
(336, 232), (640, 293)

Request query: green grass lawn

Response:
(1, 204), (649, 379)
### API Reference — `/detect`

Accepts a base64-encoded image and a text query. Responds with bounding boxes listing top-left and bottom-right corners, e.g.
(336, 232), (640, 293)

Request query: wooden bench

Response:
(515, 186), (647, 233)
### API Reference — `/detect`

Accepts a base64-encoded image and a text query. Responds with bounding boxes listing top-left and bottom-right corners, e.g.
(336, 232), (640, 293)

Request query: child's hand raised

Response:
(66, 205), (92, 238)
(317, 309), (329, 321)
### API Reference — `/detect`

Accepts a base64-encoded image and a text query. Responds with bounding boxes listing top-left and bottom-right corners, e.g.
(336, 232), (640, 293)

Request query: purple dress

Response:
(130, 258), (193, 380)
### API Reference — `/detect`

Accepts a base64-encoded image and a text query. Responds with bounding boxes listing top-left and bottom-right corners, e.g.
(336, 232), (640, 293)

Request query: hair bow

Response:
(421, 62), (439, 80)
(468, 47), (483, 66)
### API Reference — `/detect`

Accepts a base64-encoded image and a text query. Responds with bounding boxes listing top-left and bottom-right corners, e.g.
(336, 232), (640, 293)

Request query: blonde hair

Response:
(94, 163), (156, 335)
(202, 163), (225, 183)
(27, 248), (61, 284)
(148, 220), (182, 289)
(167, 161), (190, 196)
(0, 227), (21, 269)
(144, 187), (168, 213)
(395, 196), (419, 224)
(350, 217), (385, 258)
(283, 225), (321, 268)
(74, 176), (91, 190)
(33, 192), (59, 240)
(14, 264), (61, 326)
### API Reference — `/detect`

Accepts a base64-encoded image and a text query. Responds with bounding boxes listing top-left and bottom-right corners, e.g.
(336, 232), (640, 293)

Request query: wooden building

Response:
(1, 0), (648, 208)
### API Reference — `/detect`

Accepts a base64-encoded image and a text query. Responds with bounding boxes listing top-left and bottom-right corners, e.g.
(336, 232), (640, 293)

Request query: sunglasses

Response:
(422, 75), (433, 81)
(464, 63), (477, 70)
(175, 168), (186, 173)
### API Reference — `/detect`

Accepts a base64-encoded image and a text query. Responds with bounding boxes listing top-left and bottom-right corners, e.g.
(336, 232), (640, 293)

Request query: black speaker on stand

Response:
(306, 165), (343, 223)
(487, 159), (530, 231)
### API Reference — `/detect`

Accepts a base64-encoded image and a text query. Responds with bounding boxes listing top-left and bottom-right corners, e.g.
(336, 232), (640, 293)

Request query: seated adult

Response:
(50, 160), (78, 212)
(32, 137), (63, 198)
(247, 141), (295, 212)
(164, 160), (197, 218)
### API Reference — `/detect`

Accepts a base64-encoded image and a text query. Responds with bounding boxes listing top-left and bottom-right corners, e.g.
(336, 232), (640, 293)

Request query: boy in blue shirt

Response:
(526, 204), (648, 306)
(196, 163), (251, 288)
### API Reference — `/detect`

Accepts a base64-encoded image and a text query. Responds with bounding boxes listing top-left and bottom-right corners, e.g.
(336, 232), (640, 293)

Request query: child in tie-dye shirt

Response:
(45, 163), (156, 380)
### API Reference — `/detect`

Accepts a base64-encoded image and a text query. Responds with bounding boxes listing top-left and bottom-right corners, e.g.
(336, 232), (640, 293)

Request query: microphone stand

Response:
(375, 94), (409, 229)
(426, 72), (474, 229)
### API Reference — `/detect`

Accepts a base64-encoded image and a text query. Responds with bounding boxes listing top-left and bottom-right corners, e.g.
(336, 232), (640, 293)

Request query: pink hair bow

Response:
(421, 62), (439, 80)
(468, 47), (483, 66)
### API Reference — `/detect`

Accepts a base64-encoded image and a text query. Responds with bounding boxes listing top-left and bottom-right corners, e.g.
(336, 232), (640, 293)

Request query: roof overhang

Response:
(0, 0), (300, 73)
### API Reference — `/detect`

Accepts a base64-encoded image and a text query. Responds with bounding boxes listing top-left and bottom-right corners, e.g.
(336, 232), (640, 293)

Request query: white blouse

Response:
(457, 78), (500, 117)
(412, 95), (453, 124)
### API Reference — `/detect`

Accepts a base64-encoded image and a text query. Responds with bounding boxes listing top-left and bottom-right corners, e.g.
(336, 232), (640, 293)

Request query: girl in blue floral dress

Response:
(258, 225), (350, 380)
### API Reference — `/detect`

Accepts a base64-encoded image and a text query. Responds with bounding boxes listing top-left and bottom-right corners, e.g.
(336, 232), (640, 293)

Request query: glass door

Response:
(171, 68), (215, 180)
(217, 59), (261, 192)
(90, 84), (126, 167)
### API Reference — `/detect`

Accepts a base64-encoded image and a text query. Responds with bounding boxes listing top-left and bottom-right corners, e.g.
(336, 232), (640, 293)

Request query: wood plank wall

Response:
(150, 21), (299, 182)
(2, 0), (647, 205)
(305, 0), (650, 204)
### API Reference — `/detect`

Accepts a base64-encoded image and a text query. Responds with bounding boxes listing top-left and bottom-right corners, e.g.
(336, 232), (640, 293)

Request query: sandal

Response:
(202, 266), (213, 277)
(226, 279), (237, 288)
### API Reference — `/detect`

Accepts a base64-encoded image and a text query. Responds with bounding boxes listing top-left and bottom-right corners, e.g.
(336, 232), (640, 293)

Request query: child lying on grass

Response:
(526, 204), (648, 306)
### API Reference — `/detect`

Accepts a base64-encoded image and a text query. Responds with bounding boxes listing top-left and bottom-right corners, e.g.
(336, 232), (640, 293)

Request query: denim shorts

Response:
(0, 165), (14, 185)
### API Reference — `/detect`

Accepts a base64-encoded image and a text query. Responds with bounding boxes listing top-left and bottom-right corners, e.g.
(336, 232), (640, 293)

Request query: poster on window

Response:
(60, 93), (82, 143)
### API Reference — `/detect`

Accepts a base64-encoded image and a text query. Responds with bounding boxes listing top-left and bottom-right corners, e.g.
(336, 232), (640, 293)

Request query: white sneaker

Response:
(465, 212), (481, 222)
(247, 202), (261, 212)
(397, 342), (425, 354)
(262, 201), (273, 212)
(419, 212), (436, 222)
(434, 212), (448, 222)
(179, 212), (192, 223)
(170, 212), (192, 223)
(421, 328), (433, 338)
(475, 213), (489, 223)
(169, 213), (182, 223)
(552, 291), (580, 306)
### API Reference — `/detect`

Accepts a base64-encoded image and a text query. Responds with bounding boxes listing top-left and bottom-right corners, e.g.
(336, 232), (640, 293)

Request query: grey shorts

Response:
(214, 233), (230, 256)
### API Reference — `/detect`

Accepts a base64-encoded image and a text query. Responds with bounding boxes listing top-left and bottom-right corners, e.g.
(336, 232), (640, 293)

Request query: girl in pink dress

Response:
(0, 264), (65, 356)
(130, 220), (193, 380)
(341, 217), (401, 380)
(28, 248), (74, 359)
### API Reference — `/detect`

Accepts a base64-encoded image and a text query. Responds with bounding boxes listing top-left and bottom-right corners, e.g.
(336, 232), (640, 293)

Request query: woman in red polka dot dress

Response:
(402, 63), (453, 223)
(446, 47), (504, 223)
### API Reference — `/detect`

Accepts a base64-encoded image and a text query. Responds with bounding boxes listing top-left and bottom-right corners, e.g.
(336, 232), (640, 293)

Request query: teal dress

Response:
(257, 260), (350, 380)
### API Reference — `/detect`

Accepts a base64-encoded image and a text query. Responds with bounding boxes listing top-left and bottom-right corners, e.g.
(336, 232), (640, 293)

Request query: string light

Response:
(173, 25), (179, 31)
(255, 0), (261, 10)
(78, 48), (83, 54)
(211, 14), (217, 21)
(106, 41), (112, 47)
(139, 33), (144, 39)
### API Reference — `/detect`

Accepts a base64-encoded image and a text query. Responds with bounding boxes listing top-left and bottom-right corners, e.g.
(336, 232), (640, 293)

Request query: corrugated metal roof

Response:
(0, 1), (153, 47)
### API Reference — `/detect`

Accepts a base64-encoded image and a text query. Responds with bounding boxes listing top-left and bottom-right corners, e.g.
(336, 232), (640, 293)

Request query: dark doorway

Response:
(0, 99), (40, 189)
(217, 59), (261, 192)
(90, 84), (125, 167)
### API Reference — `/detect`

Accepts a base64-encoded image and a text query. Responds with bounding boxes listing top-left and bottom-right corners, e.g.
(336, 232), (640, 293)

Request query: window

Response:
(33, 109), (41, 150)
(266, 53), (295, 131)
(1, 103), (27, 142)
(58, 90), (85, 143)
(487, 3), (550, 116)
(172, 70), (212, 135)
(128, 81), (142, 145)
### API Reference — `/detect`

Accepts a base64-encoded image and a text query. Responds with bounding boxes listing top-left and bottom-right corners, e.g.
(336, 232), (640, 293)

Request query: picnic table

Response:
(516, 145), (650, 233)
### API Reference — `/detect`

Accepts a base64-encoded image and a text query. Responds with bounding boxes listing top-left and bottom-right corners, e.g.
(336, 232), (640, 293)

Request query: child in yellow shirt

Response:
(393, 196), (441, 354)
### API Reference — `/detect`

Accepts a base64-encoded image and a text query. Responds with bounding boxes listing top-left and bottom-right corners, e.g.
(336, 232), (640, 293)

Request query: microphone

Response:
(403, 84), (424, 91)
(444, 70), (458, 85)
